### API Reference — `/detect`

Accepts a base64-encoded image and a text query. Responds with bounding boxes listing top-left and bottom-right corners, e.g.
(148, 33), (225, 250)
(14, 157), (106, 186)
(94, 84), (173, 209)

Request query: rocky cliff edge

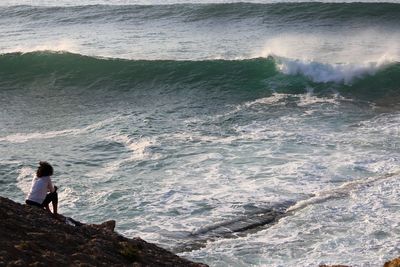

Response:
(0, 196), (207, 267)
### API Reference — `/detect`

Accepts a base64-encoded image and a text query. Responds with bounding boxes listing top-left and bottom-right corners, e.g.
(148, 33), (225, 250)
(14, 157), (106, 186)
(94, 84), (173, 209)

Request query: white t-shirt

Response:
(26, 176), (55, 204)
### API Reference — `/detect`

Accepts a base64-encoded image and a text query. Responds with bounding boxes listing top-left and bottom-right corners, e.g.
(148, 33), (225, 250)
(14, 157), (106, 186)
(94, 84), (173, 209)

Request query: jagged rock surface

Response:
(0, 196), (207, 267)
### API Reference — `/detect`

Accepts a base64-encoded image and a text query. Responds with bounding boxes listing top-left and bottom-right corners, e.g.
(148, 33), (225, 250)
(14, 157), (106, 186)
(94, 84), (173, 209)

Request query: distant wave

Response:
(0, 51), (399, 102)
(1, 3), (399, 25)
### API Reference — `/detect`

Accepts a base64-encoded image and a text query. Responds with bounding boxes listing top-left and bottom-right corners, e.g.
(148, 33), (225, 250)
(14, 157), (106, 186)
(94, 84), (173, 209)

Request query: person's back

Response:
(25, 161), (58, 214)
(27, 175), (53, 204)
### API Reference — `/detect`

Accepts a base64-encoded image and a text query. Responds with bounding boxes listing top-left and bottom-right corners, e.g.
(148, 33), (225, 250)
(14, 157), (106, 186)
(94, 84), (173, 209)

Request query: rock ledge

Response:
(0, 196), (207, 267)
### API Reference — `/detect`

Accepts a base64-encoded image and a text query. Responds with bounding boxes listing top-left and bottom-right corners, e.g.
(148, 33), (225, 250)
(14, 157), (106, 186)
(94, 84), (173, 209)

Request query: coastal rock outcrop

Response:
(384, 258), (400, 267)
(0, 196), (207, 267)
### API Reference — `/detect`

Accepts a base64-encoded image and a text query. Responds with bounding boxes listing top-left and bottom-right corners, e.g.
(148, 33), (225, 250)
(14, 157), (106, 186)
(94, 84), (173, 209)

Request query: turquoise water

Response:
(1, 1), (400, 266)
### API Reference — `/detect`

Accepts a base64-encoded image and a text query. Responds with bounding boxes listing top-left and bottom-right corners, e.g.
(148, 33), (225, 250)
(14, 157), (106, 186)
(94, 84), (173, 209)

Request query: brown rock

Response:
(98, 220), (116, 232)
(384, 258), (400, 267)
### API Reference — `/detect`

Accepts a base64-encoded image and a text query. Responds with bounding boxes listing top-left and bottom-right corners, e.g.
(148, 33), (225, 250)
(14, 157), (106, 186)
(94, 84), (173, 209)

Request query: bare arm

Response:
(48, 177), (55, 193)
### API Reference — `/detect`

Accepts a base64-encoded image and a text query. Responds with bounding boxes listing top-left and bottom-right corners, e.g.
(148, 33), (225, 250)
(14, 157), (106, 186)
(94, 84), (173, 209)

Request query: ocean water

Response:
(1, 1), (400, 266)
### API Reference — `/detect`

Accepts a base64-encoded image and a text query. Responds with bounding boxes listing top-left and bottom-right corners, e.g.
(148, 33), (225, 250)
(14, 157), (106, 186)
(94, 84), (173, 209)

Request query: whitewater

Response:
(1, 1), (400, 266)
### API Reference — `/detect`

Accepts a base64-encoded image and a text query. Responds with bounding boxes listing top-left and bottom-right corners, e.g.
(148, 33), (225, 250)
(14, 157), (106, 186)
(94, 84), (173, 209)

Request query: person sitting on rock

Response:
(25, 161), (58, 214)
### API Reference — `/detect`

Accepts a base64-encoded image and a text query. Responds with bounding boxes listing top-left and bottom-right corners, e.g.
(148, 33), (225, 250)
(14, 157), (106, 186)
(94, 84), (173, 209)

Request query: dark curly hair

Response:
(36, 161), (54, 177)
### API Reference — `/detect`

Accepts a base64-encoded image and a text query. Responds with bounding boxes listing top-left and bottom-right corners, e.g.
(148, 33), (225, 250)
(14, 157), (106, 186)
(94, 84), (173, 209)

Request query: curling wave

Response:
(0, 51), (399, 102)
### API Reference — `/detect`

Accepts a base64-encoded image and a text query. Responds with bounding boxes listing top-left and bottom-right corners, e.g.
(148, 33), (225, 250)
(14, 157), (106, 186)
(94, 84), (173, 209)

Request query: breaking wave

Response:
(0, 51), (399, 102)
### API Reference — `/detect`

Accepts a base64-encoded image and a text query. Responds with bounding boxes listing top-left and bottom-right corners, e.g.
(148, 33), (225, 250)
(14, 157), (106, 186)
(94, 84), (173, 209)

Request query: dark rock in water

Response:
(0, 196), (207, 267)
(191, 208), (284, 237)
(174, 204), (292, 253)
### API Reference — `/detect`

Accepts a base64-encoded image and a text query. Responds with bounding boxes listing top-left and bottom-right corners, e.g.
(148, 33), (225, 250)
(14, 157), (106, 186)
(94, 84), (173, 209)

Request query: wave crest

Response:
(276, 57), (387, 84)
(0, 51), (399, 102)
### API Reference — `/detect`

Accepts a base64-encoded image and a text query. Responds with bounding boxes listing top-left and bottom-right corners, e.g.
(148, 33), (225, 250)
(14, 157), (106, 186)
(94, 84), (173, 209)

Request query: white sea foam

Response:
(0, 129), (82, 143)
(286, 171), (400, 213)
(16, 166), (35, 195)
(244, 93), (289, 107)
(58, 187), (80, 209)
(242, 92), (344, 109)
(109, 134), (161, 162)
(165, 132), (237, 145)
(0, 117), (117, 143)
(257, 32), (399, 84)
(357, 113), (400, 136)
(4, 39), (79, 54)
(88, 134), (161, 177)
(277, 58), (384, 84)
(297, 92), (343, 107)
(184, 171), (400, 266)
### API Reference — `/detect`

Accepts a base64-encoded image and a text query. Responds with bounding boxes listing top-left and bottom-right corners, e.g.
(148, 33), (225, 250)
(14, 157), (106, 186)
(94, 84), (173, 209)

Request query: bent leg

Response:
(42, 192), (58, 214)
